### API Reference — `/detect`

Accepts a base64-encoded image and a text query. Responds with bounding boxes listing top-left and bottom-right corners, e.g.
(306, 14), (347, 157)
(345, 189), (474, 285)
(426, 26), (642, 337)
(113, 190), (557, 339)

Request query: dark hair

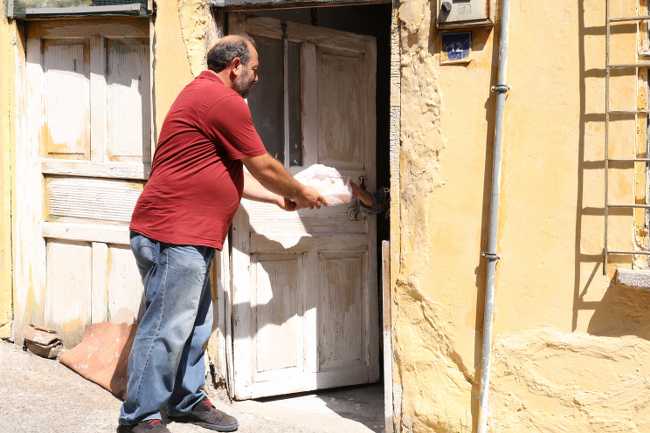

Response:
(207, 35), (256, 73)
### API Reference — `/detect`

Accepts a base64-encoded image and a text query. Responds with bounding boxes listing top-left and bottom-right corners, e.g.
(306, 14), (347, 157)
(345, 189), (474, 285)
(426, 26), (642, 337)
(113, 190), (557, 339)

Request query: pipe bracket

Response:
(481, 252), (501, 261)
(491, 84), (510, 94)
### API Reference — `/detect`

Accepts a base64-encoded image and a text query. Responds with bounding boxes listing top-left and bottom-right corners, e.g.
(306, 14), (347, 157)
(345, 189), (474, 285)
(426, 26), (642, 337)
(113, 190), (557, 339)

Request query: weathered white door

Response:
(14, 19), (151, 346)
(228, 16), (379, 399)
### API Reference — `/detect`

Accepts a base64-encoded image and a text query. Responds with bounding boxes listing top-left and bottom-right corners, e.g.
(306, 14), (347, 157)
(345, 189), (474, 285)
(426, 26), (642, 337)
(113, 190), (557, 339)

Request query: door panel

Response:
(44, 240), (93, 343)
(229, 15), (378, 399)
(253, 255), (302, 378)
(318, 51), (366, 168)
(106, 38), (151, 162)
(14, 19), (150, 347)
(45, 177), (143, 222)
(42, 40), (91, 160)
(317, 252), (365, 371)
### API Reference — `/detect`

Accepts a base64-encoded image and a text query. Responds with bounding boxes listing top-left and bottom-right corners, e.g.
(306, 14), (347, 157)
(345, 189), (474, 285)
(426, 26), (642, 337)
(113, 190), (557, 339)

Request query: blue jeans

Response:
(119, 232), (215, 425)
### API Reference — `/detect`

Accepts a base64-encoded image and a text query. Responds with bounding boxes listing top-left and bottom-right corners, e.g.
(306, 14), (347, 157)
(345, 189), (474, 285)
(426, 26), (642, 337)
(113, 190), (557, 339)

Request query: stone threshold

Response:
(615, 268), (650, 290)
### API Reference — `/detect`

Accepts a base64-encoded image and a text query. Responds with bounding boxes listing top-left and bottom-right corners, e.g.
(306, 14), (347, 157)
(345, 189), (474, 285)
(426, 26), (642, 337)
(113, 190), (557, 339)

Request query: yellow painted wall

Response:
(0, 0), (16, 338)
(394, 0), (650, 432)
(152, 0), (217, 131)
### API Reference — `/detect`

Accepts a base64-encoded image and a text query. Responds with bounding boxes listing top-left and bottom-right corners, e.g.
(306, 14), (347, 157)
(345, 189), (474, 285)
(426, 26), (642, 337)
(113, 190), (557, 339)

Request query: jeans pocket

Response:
(130, 233), (157, 281)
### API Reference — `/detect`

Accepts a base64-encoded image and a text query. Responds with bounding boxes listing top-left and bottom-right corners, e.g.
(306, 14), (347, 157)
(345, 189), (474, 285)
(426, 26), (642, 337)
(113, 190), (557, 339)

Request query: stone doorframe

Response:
(201, 1), (402, 432)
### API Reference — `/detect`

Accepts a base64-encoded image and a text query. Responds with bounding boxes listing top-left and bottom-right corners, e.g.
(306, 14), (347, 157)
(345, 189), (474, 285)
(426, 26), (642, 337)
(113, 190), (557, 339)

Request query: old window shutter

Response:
(6, 1), (149, 19)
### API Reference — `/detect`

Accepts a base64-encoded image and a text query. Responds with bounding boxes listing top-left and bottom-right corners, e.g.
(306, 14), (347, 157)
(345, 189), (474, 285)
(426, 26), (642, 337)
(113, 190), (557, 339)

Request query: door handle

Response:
(348, 175), (368, 221)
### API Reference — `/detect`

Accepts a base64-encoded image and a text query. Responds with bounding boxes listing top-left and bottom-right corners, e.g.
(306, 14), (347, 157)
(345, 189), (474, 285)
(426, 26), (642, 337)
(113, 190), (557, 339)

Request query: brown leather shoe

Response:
(117, 419), (171, 433)
(170, 398), (239, 432)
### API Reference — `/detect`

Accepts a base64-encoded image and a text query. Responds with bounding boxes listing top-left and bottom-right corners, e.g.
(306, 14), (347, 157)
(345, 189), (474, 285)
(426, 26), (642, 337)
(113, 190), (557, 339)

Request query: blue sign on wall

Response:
(442, 32), (471, 61)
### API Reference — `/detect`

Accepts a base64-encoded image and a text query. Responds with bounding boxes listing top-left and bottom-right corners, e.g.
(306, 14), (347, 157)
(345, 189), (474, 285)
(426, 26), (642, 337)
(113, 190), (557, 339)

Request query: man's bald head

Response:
(207, 34), (257, 73)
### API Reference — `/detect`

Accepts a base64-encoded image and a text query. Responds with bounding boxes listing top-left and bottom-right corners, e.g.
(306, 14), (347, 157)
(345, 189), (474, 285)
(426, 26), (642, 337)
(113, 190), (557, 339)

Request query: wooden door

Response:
(14, 19), (151, 347)
(228, 16), (379, 399)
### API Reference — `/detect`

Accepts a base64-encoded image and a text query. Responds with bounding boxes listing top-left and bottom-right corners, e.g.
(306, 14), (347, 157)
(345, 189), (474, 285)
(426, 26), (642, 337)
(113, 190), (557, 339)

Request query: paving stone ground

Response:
(0, 341), (382, 433)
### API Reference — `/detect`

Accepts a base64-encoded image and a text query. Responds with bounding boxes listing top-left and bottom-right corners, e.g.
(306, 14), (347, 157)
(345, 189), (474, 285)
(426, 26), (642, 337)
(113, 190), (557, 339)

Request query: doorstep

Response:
(615, 268), (650, 290)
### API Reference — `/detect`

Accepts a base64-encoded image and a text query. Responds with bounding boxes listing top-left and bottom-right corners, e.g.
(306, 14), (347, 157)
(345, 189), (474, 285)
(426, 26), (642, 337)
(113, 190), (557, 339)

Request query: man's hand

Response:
(275, 187), (327, 210)
(275, 196), (298, 211)
(293, 185), (327, 209)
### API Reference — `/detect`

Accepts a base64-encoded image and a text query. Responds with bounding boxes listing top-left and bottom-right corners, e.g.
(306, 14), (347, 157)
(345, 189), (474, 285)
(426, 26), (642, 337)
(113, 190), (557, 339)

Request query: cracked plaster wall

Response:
(394, 0), (650, 432)
(153, 0), (220, 130)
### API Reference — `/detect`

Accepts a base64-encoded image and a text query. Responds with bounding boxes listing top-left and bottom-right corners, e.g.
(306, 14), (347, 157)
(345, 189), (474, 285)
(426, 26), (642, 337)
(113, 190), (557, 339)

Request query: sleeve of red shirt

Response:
(204, 94), (268, 160)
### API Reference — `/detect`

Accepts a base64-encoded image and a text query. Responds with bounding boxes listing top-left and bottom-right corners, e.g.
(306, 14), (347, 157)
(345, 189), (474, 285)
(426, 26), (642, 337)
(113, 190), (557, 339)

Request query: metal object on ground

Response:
(22, 325), (63, 359)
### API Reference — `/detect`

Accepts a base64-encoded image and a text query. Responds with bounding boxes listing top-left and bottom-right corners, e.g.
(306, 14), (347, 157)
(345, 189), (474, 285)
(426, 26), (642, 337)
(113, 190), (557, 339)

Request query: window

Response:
(247, 31), (303, 167)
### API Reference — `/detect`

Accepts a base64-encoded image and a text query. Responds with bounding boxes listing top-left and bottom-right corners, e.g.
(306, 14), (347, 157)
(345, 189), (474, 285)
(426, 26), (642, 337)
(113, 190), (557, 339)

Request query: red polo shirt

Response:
(130, 71), (266, 249)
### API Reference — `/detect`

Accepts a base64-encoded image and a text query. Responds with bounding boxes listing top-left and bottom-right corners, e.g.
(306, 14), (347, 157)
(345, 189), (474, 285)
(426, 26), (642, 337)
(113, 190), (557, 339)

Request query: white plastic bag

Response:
(294, 164), (352, 206)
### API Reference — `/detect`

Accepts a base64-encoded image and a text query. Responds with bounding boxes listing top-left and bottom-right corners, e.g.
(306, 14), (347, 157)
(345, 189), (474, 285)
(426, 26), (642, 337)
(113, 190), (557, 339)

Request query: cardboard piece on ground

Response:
(59, 322), (136, 400)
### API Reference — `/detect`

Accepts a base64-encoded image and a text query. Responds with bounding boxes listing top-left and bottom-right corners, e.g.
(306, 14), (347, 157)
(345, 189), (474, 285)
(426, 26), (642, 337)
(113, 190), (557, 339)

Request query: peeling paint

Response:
(0, 0), (15, 339)
(393, 0), (476, 431)
(152, 0), (220, 129)
(178, 0), (213, 77)
(393, 278), (473, 433)
(152, 0), (194, 128)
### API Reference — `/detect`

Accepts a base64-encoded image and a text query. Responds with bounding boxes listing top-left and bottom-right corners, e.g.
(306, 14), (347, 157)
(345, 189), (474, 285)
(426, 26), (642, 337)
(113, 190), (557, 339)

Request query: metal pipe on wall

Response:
(477, 0), (512, 432)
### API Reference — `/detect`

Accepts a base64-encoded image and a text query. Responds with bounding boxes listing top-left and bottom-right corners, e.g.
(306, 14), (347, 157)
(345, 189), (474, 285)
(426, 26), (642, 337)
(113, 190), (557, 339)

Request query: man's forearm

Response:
(243, 154), (303, 199)
(242, 170), (282, 204)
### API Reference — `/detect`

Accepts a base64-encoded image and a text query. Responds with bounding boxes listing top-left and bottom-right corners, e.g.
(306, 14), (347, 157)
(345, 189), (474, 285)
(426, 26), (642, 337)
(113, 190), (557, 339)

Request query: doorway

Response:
(218, 5), (392, 431)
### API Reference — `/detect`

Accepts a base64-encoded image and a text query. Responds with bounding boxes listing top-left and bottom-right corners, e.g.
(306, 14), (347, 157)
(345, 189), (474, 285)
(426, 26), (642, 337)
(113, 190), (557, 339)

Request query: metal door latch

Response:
(347, 175), (367, 222)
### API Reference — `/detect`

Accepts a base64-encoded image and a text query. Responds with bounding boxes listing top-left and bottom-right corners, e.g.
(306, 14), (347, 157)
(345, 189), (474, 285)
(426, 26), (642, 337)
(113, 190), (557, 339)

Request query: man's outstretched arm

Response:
(242, 153), (326, 209)
(242, 169), (296, 211)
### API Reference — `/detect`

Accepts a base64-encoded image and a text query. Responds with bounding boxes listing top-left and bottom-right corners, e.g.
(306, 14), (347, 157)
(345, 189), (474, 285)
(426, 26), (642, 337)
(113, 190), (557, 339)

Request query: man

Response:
(118, 34), (326, 433)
